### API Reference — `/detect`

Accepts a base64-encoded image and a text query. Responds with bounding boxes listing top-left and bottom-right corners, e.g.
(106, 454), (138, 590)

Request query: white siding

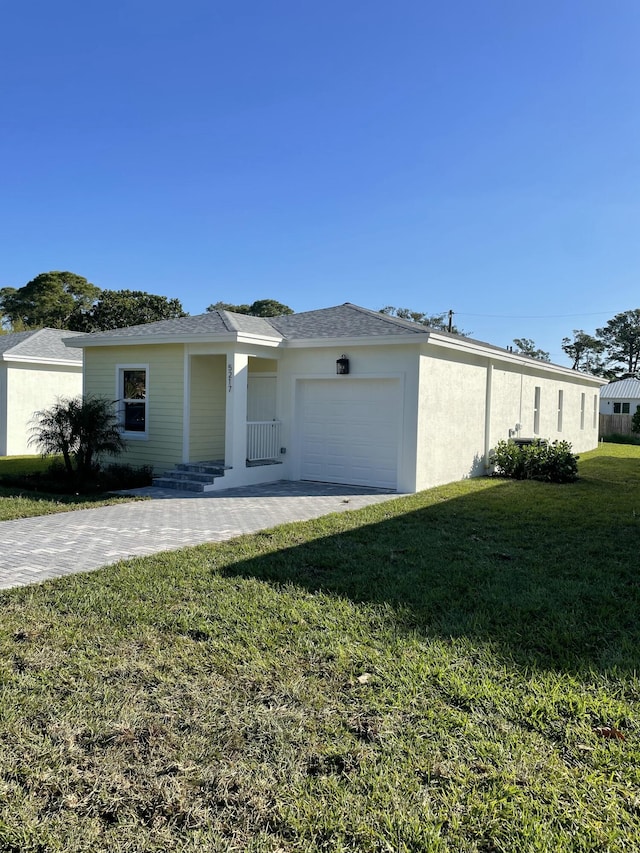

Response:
(4, 362), (82, 456)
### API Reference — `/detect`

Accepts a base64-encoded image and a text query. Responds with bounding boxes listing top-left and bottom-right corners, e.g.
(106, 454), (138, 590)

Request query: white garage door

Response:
(298, 379), (400, 489)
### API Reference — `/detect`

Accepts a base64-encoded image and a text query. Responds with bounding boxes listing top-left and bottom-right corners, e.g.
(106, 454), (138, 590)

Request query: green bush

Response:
(490, 439), (579, 483)
(632, 406), (640, 434)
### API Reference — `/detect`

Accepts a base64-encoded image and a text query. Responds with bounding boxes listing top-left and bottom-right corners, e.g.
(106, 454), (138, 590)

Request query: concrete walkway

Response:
(0, 481), (404, 590)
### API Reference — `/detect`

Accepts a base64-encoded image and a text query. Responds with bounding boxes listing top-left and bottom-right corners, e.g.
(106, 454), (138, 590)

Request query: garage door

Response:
(298, 379), (400, 489)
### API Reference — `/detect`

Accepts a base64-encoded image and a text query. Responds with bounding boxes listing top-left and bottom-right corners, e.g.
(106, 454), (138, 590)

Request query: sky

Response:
(1, 1), (639, 365)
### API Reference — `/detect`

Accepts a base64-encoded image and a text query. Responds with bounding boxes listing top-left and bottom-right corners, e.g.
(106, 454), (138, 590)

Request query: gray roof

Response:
(269, 303), (431, 339)
(66, 309), (279, 343)
(600, 378), (640, 399)
(61, 303), (603, 382)
(0, 328), (83, 363)
(67, 303), (436, 345)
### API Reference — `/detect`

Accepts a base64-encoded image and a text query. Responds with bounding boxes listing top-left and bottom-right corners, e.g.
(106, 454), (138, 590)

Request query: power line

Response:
(453, 311), (616, 320)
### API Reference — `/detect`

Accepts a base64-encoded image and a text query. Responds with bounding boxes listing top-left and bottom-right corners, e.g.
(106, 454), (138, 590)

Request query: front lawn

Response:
(1, 444), (639, 851)
(0, 455), (146, 520)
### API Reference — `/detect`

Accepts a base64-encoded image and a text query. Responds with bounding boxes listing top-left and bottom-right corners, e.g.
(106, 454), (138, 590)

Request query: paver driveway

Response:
(0, 481), (403, 589)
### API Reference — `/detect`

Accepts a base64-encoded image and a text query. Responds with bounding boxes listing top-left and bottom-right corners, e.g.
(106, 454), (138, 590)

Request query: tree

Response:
(512, 338), (551, 362)
(29, 396), (125, 486)
(596, 310), (640, 377)
(0, 271), (100, 330)
(380, 306), (468, 335)
(207, 299), (294, 317)
(561, 330), (606, 373)
(72, 289), (187, 332)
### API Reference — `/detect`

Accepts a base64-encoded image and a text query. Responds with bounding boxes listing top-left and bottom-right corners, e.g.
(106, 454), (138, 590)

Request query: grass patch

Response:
(601, 433), (640, 446)
(0, 456), (146, 520)
(0, 445), (639, 850)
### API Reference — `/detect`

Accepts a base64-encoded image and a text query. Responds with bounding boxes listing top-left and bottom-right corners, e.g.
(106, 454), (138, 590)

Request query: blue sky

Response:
(1, 1), (639, 364)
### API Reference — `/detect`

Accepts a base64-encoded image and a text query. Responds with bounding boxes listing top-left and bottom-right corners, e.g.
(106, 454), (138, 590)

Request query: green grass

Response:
(1, 444), (639, 851)
(0, 456), (144, 520)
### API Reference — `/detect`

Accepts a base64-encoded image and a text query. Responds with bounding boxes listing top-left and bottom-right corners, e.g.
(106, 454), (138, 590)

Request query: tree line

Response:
(0, 271), (294, 333)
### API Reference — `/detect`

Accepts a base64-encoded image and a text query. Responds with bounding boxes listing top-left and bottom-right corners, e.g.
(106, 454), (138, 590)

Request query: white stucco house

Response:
(0, 328), (84, 456)
(65, 303), (605, 493)
(599, 378), (640, 416)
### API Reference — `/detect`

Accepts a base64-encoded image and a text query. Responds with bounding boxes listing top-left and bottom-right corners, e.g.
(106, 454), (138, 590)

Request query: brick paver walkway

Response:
(0, 481), (403, 589)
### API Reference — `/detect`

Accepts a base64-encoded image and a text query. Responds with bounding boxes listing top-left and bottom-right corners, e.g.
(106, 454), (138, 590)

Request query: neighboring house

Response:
(65, 303), (605, 493)
(0, 329), (84, 456)
(599, 378), (640, 416)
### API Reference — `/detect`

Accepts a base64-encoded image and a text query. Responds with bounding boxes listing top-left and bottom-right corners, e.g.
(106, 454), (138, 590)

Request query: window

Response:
(557, 390), (563, 432)
(613, 402), (630, 414)
(593, 394), (598, 429)
(533, 386), (541, 434)
(118, 366), (148, 435)
(580, 393), (585, 429)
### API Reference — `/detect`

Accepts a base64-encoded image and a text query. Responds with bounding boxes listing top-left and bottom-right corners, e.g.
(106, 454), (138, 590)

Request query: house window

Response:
(533, 386), (541, 434)
(593, 394), (598, 429)
(613, 402), (630, 414)
(580, 393), (585, 429)
(557, 390), (563, 432)
(118, 367), (148, 435)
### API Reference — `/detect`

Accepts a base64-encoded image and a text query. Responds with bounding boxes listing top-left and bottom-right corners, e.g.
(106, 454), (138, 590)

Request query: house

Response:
(0, 328), (84, 456)
(65, 303), (605, 493)
(599, 378), (640, 416)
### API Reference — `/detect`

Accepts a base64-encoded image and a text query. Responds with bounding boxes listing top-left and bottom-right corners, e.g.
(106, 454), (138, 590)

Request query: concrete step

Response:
(151, 477), (208, 493)
(176, 463), (227, 476)
(159, 470), (222, 484)
(152, 460), (227, 493)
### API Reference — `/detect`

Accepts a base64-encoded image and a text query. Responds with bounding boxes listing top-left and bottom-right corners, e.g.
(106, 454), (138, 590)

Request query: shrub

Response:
(632, 406), (640, 435)
(29, 396), (125, 487)
(490, 439), (579, 483)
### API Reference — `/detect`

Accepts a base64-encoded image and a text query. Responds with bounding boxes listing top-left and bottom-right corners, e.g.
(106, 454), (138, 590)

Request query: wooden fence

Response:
(599, 413), (634, 436)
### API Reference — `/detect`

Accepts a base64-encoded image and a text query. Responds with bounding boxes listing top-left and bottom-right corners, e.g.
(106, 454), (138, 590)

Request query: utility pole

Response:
(447, 309), (453, 333)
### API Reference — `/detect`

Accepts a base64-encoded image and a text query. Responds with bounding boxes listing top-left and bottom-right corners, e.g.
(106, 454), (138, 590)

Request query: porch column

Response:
(225, 352), (248, 471)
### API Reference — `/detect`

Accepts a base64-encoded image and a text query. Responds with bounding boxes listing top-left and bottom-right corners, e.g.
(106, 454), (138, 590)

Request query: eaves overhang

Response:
(64, 332), (284, 349)
(425, 331), (608, 385)
(1, 353), (83, 367)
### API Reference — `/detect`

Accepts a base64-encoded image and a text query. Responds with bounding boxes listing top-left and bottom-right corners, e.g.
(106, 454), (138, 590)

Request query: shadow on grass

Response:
(217, 453), (640, 674)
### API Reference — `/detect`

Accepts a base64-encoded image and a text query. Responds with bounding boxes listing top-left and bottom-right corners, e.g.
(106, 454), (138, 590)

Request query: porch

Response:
(155, 352), (285, 491)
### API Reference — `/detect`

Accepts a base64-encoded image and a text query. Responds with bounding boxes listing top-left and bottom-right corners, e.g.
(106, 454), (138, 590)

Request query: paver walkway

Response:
(0, 481), (403, 590)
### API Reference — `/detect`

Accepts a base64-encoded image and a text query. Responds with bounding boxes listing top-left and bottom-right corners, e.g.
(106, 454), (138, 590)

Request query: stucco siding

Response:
(0, 365), (7, 456)
(491, 365), (599, 453)
(416, 349), (487, 490)
(4, 362), (82, 456)
(189, 355), (225, 461)
(84, 344), (185, 472)
(276, 344), (420, 492)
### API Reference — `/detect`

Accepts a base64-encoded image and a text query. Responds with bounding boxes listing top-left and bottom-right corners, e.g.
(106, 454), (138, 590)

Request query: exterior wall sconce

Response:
(336, 354), (350, 375)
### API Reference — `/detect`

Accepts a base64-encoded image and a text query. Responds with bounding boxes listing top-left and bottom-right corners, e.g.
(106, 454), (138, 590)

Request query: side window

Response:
(613, 402), (621, 414)
(580, 393), (585, 429)
(622, 402), (630, 414)
(533, 386), (541, 434)
(118, 366), (148, 435)
(557, 390), (563, 432)
(593, 395), (598, 429)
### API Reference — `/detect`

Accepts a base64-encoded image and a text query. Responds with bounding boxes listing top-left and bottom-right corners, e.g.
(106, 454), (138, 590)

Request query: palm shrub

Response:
(491, 439), (579, 483)
(29, 396), (125, 486)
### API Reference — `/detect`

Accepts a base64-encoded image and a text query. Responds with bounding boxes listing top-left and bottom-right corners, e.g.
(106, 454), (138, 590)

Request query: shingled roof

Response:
(65, 303), (436, 346)
(0, 328), (83, 363)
